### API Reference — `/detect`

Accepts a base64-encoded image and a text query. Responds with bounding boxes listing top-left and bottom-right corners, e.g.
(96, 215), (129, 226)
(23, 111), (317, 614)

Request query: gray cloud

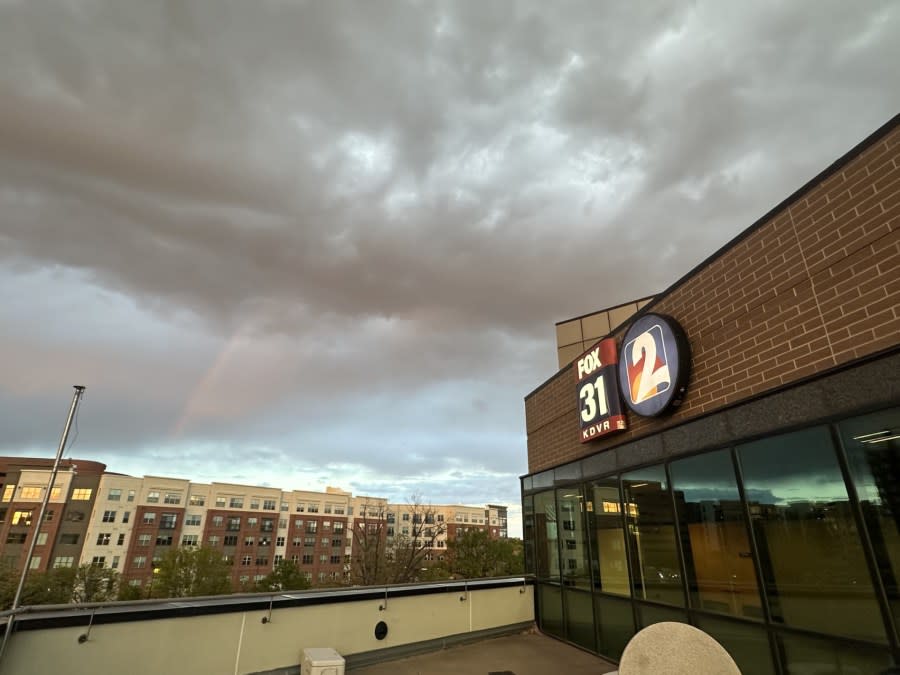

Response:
(1, 0), (899, 537)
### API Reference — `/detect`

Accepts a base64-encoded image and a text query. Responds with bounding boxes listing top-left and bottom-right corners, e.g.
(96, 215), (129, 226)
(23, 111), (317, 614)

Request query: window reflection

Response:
(738, 427), (885, 642)
(669, 449), (762, 619)
(588, 478), (630, 596)
(622, 466), (684, 606)
(840, 407), (900, 637)
(523, 496), (535, 575)
(558, 488), (590, 589)
(533, 491), (560, 581)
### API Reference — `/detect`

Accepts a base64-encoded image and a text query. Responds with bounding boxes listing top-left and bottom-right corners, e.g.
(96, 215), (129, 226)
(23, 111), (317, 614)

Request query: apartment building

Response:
(0, 460), (510, 592)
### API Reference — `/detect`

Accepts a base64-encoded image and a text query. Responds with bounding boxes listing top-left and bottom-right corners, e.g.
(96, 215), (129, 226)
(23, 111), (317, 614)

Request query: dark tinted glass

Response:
(523, 495), (535, 575)
(776, 631), (890, 674)
(695, 615), (775, 675)
(738, 427), (885, 642)
(622, 466), (684, 606)
(840, 407), (900, 637)
(557, 487), (590, 589)
(564, 588), (596, 651)
(588, 478), (630, 596)
(538, 584), (564, 638)
(669, 449), (762, 619)
(594, 593), (634, 661)
(533, 491), (560, 581)
(635, 601), (687, 628)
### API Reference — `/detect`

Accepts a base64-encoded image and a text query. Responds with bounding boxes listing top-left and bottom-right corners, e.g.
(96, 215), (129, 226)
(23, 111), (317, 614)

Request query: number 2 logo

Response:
(625, 325), (671, 404)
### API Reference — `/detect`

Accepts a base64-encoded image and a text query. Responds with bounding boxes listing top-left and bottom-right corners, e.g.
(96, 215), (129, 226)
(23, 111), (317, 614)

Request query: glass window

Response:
(776, 631), (889, 674)
(564, 588), (595, 651)
(738, 426), (885, 642)
(533, 491), (560, 582)
(538, 584), (564, 638)
(523, 496), (534, 575)
(588, 478), (630, 596)
(593, 594), (634, 661)
(635, 601), (687, 629)
(669, 449), (762, 619)
(840, 407), (900, 636)
(694, 615), (775, 675)
(558, 487), (590, 589)
(622, 466), (684, 606)
(71, 488), (92, 500)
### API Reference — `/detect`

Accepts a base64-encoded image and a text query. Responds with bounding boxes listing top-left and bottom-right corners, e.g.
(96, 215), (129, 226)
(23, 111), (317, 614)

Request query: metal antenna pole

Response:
(0, 385), (85, 666)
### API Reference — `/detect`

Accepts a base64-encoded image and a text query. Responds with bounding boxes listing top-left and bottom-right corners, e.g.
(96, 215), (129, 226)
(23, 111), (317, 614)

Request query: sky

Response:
(1, 1), (899, 539)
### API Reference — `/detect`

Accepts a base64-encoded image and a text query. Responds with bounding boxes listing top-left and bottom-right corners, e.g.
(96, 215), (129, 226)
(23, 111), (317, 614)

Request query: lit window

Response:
(2, 485), (15, 502)
(12, 510), (33, 526)
(72, 488), (93, 501)
(20, 487), (42, 500)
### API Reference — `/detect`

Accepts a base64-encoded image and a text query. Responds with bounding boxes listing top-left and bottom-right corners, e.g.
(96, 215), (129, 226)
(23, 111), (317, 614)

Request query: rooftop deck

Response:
(351, 629), (616, 675)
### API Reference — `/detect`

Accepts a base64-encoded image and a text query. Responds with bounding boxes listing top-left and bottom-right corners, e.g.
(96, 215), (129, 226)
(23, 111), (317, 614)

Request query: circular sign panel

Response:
(617, 313), (691, 417)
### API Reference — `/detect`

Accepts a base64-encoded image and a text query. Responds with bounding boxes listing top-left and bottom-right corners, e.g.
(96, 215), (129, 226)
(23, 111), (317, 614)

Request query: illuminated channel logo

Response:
(574, 337), (627, 443)
(618, 313), (691, 418)
(624, 323), (671, 405)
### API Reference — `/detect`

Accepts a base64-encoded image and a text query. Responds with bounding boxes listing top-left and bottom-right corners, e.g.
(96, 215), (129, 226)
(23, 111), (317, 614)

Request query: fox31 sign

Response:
(576, 338), (627, 443)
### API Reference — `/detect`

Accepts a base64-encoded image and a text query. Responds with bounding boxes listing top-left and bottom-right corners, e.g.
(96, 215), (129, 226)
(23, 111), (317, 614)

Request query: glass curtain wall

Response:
(526, 406), (900, 672)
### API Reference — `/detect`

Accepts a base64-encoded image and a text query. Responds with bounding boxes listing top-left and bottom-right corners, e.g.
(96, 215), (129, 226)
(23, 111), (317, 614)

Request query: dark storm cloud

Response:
(1, 1), (899, 532)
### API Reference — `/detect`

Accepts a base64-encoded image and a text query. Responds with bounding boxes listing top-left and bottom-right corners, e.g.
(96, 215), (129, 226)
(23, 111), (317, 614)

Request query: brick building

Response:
(0, 462), (509, 593)
(522, 113), (900, 673)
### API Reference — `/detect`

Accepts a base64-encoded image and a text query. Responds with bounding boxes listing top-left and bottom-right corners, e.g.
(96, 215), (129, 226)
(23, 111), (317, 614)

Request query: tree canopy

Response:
(150, 546), (232, 599)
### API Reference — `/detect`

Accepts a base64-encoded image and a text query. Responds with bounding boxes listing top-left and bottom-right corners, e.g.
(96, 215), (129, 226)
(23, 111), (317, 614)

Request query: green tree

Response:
(71, 564), (119, 603)
(448, 530), (524, 579)
(151, 547), (232, 598)
(255, 561), (310, 592)
(350, 495), (448, 586)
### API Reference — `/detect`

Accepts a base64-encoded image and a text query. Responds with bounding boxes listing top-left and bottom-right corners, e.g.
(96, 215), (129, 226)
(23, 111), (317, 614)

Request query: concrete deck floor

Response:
(350, 629), (618, 675)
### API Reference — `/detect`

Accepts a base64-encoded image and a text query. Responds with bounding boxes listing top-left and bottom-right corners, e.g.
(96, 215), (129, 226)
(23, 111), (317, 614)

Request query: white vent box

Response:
(301, 647), (345, 675)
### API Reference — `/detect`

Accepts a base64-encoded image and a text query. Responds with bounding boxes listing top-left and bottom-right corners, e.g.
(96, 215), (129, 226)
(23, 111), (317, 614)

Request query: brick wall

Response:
(526, 118), (900, 474)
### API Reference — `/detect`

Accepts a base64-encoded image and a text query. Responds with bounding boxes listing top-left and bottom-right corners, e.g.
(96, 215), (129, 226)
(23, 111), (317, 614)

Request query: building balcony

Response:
(0, 577), (615, 674)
